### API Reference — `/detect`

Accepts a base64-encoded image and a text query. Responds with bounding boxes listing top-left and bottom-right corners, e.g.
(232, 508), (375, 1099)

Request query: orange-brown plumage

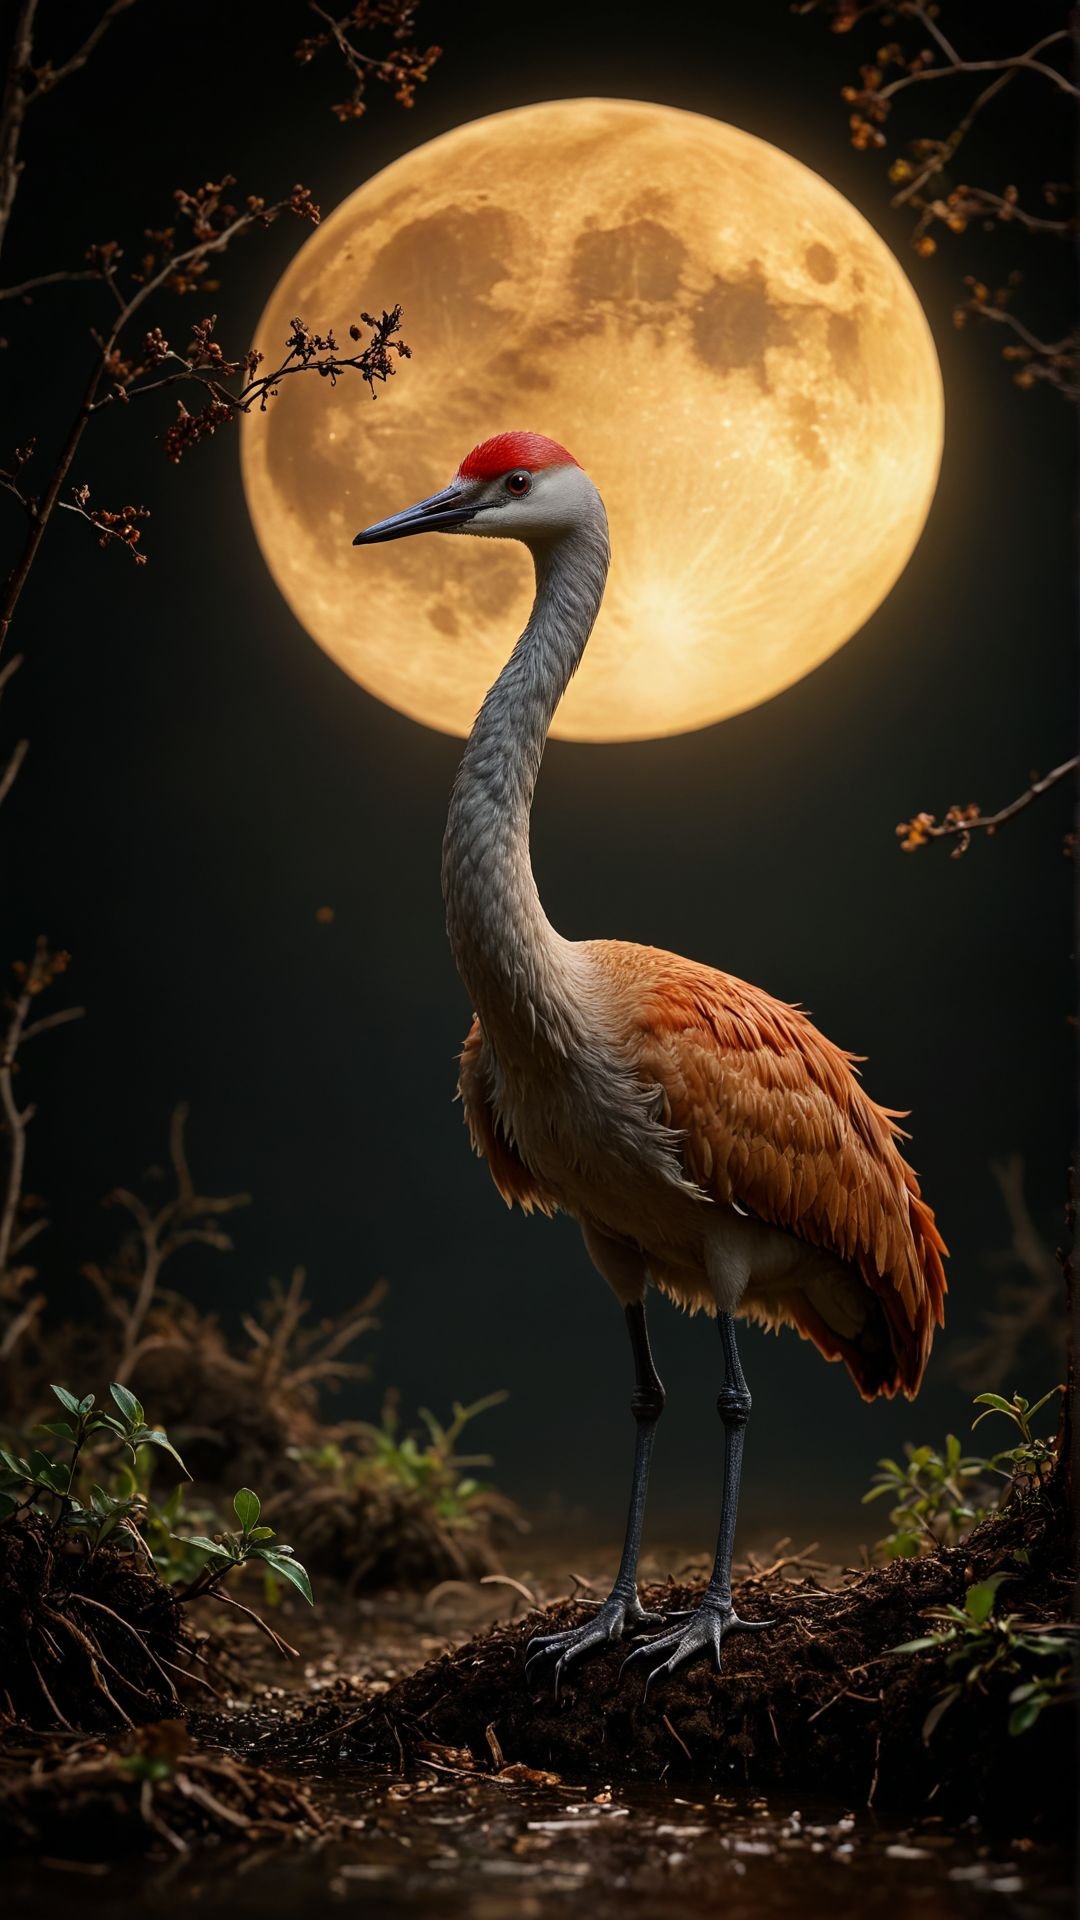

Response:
(460, 940), (946, 1403)
(359, 430), (947, 1682)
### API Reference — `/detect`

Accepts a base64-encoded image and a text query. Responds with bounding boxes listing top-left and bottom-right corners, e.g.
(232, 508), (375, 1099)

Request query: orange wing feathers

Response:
(596, 942), (947, 1401)
(457, 944), (947, 1403)
(458, 1015), (554, 1217)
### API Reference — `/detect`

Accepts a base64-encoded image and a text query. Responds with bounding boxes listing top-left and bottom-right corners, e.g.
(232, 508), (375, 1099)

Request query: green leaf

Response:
(922, 1684), (961, 1742)
(87, 1413), (127, 1437)
(78, 1394), (96, 1415)
(0, 1491), (16, 1521)
(0, 1447), (31, 1478)
(861, 1484), (896, 1503)
(171, 1532), (233, 1560)
(890, 1634), (949, 1655)
(252, 1548), (313, 1604)
(884, 1533), (923, 1560)
(964, 1576), (1008, 1625)
(134, 1429), (190, 1479)
(50, 1385), (83, 1416)
(110, 1383), (145, 1429)
(233, 1487), (261, 1533)
(37, 1460), (71, 1494)
(1024, 1387), (1061, 1422)
(36, 1420), (78, 1443)
(1008, 1697), (1044, 1736)
(248, 1526), (274, 1541)
(971, 1393), (1017, 1430)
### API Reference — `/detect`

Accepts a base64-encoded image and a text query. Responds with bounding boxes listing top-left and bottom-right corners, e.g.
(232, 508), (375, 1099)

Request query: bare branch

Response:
(27, 0), (138, 100)
(0, 268), (103, 303)
(0, 735), (27, 808)
(0, 1), (39, 265)
(0, 939), (79, 1324)
(954, 287), (1080, 399)
(897, 755), (1079, 857)
(81, 307), (411, 473)
(800, 3), (1077, 402)
(94, 1104), (251, 1376)
(296, 2), (442, 120)
(950, 1157), (1067, 1387)
(0, 180), (324, 654)
(0, 1), (139, 266)
(62, 483), (150, 563)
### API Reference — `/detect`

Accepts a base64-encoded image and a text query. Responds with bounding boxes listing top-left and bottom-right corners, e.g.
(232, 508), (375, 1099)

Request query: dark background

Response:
(1, 1), (1074, 1547)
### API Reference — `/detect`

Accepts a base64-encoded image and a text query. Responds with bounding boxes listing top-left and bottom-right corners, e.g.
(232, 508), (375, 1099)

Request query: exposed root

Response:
(0, 1516), (188, 1732)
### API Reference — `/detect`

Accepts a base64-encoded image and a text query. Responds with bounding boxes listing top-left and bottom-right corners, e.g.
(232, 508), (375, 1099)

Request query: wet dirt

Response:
(5, 1768), (1071, 1919)
(2, 1532), (1074, 1919)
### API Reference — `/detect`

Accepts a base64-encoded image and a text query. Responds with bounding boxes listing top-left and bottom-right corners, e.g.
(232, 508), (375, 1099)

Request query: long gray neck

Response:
(441, 505), (610, 1050)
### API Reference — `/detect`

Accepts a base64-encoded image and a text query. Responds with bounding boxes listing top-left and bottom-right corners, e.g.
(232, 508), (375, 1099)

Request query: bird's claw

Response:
(524, 1593), (668, 1695)
(621, 1600), (775, 1697)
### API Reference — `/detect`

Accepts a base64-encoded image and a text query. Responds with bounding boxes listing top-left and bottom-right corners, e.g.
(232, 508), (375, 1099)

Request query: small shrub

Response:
(891, 1573), (1076, 1741)
(862, 1387), (1062, 1559)
(0, 1381), (311, 1729)
(277, 1390), (522, 1588)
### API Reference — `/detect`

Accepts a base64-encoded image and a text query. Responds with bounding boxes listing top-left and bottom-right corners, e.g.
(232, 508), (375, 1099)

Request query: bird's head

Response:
(353, 432), (597, 549)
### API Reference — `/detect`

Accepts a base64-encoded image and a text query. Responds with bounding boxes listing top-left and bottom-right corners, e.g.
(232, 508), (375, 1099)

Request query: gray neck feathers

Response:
(441, 505), (610, 1050)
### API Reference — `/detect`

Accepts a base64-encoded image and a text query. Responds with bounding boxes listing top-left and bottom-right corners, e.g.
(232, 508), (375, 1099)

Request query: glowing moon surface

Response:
(242, 99), (943, 741)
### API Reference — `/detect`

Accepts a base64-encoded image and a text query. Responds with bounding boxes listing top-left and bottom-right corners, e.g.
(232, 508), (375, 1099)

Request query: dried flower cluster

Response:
(68, 484), (150, 563)
(295, 2), (442, 120)
(896, 756), (1079, 857)
(148, 306), (411, 464)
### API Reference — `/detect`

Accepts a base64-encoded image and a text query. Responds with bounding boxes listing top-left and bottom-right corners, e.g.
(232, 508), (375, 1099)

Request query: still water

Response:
(8, 1772), (1070, 1919)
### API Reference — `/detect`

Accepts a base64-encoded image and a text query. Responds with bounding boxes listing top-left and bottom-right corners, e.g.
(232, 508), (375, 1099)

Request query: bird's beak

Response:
(353, 483), (476, 545)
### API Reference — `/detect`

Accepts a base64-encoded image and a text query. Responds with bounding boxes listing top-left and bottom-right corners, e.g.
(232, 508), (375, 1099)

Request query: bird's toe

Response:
(621, 1601), (774, 1691)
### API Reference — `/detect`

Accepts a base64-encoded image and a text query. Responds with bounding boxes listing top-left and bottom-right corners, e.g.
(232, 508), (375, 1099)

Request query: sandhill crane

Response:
(354, 432), (947, 1688)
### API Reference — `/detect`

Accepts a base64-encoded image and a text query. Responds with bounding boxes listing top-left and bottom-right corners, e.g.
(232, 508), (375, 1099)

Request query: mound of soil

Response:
(0, 1722), (336, 1856)
(267, 1504), (1075, 1833)
(270, 1473), (521, 1592)
(0, 1516), (183, 1731)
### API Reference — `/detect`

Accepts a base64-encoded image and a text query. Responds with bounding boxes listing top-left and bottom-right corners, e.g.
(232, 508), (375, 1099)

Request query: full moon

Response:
(242, 99), (943, 742)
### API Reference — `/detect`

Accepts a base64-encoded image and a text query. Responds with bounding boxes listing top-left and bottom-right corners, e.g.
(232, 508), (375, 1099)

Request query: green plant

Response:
(891, 1574), (1076, 1740)
(862, 1387), (1062, 1558)
(862, 1433), (993, 1557)
(1, 1379), (311, 1620)
(971, 1388), (1061, 1485)
(0, 1380), (189, 1525)
(174, 1486), (312, 1605)
(354, 1391), (509, 1520)
(292, 1389), (509, 1524)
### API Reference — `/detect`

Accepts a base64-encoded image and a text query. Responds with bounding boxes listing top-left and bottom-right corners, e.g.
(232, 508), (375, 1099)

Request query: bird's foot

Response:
(621, 1597), (775, 1696)
(525, 1591), (667, 1696)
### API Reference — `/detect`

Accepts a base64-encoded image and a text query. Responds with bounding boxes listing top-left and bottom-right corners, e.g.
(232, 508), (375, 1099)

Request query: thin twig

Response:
(898, 755), (1079, 856)
(0, 938), (80, 1288)
(0, 1), (139, 265)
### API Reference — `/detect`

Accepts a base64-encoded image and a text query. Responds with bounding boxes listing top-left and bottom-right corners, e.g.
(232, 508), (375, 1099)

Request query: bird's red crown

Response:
(458, 432), (580, 482)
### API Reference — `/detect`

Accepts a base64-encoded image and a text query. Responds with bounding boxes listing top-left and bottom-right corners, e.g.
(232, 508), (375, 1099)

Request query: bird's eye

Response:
(505, 471), (531, 496)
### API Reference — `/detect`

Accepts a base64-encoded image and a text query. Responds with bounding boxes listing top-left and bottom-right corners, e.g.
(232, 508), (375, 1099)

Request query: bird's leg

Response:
(623, 1311), (773, 1692)
(525, 1299), (668, 1691)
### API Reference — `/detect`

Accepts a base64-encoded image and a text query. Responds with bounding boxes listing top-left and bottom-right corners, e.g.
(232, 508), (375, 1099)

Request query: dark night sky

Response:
(2, 1), (1075, 1545)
